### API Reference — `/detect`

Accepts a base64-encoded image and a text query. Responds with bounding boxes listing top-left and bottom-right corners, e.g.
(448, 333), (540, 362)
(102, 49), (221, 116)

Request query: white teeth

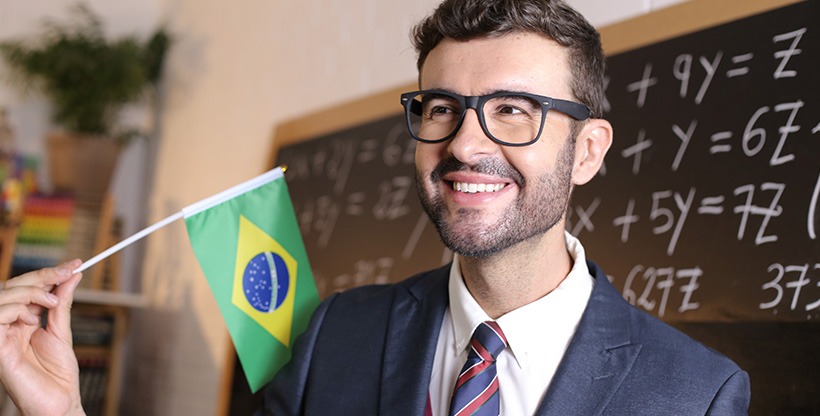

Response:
(452, 182), (505, 193)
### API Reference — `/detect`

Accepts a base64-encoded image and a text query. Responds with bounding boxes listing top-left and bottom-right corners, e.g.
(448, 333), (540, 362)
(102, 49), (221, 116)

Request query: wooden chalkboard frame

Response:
(600, 0), (802, 55)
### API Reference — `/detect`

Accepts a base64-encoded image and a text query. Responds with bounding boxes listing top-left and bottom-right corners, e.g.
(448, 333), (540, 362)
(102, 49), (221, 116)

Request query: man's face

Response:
(415, 32), (580, 257)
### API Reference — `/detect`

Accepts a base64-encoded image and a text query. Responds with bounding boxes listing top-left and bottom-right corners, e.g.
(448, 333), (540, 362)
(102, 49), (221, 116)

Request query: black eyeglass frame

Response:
(400, 89), (592, 147)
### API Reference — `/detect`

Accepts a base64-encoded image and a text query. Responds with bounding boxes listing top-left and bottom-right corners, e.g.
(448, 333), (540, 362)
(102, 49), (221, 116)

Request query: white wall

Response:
(0, 0), (684, 414)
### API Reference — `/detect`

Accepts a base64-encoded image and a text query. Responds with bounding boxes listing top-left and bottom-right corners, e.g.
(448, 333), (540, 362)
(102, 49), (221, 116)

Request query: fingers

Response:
(0, 287), (58, 325)
(0, 260), (82, 329)
(4, 260), (82, 290)
(48, 271), (83, 343)
(0, 303), (47, 326)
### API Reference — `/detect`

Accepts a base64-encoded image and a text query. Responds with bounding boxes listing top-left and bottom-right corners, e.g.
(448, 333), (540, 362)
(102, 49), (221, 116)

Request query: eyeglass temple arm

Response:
(550, 99), (592, 120)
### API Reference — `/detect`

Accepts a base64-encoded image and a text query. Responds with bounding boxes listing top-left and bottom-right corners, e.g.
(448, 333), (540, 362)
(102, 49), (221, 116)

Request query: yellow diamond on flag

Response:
(232, 215), (297, 346)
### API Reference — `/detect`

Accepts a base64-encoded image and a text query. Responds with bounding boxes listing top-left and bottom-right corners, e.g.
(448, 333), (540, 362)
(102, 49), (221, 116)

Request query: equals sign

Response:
(726, 53), (753, 78)
(357, 139), (379, 163)
(345, 192), (367, 215)
(698, 196), (725, 215)
(710, 131), (732, 154)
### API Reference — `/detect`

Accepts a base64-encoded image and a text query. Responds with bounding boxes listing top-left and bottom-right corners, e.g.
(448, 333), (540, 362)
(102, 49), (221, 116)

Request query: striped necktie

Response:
(448, 321), (508, 416)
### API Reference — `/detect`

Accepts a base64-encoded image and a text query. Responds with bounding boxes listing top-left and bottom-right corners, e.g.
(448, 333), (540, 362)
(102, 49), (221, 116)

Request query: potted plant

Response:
(0, 3), (170, 196)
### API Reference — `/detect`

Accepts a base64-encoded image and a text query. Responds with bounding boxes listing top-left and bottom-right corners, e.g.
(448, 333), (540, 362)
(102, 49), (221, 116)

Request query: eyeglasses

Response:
(400, 90), (591, 147)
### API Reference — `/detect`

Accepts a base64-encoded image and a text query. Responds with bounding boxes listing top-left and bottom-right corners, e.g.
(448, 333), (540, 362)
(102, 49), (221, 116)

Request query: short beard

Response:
(416, 135), (576, 258)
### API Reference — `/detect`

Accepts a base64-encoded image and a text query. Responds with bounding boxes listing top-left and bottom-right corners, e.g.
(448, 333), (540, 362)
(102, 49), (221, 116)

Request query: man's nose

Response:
(447, 109), (498, 164)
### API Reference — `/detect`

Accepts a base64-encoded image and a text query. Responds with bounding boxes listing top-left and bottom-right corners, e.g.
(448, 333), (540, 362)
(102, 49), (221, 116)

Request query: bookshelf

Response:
(72, 303), (128, 416)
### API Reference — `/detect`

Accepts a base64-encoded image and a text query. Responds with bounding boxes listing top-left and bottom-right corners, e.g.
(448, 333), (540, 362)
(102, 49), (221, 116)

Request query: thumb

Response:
(48, 268), (83, 343)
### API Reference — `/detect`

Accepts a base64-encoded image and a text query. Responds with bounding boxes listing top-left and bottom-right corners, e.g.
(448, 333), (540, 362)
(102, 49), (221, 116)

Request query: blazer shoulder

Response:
(624, 305), (750, 413)
(587, 259), (742, 372)
(587, 260), (744, 384)
(631, 306), (742, 372)
(583, 260), (750, 414)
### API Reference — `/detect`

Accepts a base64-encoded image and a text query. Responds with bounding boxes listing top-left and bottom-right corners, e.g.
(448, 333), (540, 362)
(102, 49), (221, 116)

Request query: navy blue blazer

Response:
(258, 260), (750, 415)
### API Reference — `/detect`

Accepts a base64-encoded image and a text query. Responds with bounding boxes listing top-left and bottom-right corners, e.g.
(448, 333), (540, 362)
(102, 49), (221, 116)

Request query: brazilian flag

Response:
(183, 167), (319, 392)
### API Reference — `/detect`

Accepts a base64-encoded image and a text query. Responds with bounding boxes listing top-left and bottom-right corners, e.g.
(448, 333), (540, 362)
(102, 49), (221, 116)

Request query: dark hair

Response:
(412, 0), (606, 117)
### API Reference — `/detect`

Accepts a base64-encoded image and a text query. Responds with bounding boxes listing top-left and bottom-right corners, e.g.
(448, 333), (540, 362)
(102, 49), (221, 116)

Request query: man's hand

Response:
(0, 260), (85, 416)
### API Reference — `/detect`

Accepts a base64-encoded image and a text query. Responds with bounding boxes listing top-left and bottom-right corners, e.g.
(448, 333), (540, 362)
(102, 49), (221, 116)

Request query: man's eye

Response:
(490, 96), (540, 117)
(498, 105), (523, 115)
(424, 102), (459, 118)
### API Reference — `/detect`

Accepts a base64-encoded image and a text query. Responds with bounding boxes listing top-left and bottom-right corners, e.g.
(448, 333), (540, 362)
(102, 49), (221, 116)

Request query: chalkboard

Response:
(571, 0), (818, 322)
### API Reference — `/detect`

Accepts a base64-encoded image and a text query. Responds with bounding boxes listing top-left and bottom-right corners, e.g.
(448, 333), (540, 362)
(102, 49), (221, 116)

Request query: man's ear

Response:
(572, 119), (613, 186)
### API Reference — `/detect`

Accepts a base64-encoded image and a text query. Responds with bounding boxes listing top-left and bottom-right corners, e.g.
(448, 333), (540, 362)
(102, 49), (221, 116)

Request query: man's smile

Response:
(451, 181), (507, 193)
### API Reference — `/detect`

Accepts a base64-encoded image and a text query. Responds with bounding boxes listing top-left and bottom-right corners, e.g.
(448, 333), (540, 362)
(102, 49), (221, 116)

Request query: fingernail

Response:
(56, 265), (71, 276)
(46, 293), (59, 304)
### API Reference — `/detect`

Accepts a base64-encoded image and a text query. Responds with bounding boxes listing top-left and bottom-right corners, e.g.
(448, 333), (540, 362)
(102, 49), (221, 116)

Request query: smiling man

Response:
(0, 0), (750, 415)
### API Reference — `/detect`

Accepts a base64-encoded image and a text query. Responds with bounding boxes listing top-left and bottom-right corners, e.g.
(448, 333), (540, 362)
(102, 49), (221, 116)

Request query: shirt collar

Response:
(447, 231), (593, 368)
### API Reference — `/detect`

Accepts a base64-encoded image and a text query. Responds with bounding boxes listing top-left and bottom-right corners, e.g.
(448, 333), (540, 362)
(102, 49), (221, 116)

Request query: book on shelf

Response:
(77, 356), (109, 416)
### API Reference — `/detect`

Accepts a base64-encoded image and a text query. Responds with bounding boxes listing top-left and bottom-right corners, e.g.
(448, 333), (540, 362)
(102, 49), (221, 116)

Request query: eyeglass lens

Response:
(407, 92), (544, 145)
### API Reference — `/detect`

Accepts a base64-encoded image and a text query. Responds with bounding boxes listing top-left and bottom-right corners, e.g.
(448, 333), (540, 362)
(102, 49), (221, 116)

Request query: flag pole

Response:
(73, 211), (184, 274)
(71, 166), (288, 275)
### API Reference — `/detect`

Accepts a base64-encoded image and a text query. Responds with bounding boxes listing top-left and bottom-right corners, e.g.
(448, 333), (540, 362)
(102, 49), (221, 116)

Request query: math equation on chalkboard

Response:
(571, 1), (818, 322)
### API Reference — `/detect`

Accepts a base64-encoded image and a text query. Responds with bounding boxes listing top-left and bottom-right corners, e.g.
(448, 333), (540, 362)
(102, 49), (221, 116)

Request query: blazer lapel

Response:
(535, 261), (642, 416)
(379, 266), (450, 416)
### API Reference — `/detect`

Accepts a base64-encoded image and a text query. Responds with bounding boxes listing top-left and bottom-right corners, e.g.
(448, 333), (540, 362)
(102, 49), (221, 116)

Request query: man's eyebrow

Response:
(484, 89), (535, 96)
(422, 87), (459, 95)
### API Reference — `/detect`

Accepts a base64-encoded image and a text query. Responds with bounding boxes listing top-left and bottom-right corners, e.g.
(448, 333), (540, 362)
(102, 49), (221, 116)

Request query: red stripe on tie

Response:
(484, 321), (507, 345)
(471, 337), (494, 362)
(454, 359), (491, 389)
(453, 375), (499, 416)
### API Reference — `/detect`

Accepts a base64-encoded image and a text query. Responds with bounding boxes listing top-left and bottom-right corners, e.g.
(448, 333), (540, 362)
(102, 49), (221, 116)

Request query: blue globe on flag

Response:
(242, 252), (290, 313)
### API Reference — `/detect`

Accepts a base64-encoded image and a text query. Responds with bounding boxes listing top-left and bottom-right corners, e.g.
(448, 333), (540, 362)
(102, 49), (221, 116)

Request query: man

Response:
(0, 0), (749, 415)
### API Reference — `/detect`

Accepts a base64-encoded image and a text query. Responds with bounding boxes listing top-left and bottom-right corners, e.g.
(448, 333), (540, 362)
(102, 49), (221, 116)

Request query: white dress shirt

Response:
(428, 231), (594, 416)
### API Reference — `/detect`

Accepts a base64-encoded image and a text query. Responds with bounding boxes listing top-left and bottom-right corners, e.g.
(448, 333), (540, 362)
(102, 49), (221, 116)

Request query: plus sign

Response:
(626, 63), (658, 108)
